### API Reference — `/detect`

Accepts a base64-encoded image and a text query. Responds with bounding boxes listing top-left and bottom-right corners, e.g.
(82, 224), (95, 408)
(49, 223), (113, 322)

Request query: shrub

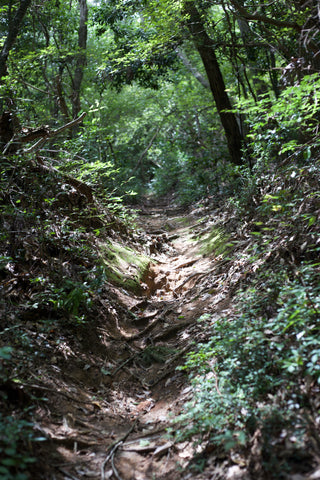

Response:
(175, 261), (320, 477)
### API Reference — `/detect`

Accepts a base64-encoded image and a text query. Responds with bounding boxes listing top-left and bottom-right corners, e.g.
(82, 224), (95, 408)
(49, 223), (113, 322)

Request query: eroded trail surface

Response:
(34, 198), (234, 480)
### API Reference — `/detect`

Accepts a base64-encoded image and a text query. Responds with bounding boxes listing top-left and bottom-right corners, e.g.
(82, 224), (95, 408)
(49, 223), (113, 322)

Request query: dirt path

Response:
(33, 199), (231, 480)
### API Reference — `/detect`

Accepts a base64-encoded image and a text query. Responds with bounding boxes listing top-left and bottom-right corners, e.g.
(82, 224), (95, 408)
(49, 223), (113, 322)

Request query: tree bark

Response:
(176, 47), (210, 90)
(183, 1), (244, 166)
(0, 0), (32, 82)
(55, 74), (71, 122)
(228, 0), (301, 32)
(71, 0), (88, 135)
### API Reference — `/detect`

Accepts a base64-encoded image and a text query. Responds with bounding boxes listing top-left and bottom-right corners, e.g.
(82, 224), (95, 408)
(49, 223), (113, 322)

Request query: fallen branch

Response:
(101, 419), (138, 480)
(121, 441), (173, 457)
(126, 305), (174, 341)
(57, 468), (80, 480)
(32, 157), (94, 202)
(111, 353), (138, 377)
(23, 137), (47, 153)
(18, 381), (99, 406)
(23, 112), (86, 153)
(111, 450), (122, 480)
(123, 427), (166, 444)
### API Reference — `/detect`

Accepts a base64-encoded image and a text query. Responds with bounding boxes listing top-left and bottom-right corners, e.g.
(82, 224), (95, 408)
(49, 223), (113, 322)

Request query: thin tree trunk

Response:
(0, 0), (32, 82)
(176, 47), (210, 90)
(55, 74), (71, 121)
(71, 0), (88, 135)
(183, 1), (244, 166)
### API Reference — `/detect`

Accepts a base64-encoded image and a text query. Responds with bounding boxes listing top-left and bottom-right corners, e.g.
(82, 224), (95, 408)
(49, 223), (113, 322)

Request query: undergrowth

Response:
(173, 78), (320, 475)
(0, 155), (138, 476)
(174, 153), (320, 475)
(0, 347), (45, 480)
(176, 258), (320, 477)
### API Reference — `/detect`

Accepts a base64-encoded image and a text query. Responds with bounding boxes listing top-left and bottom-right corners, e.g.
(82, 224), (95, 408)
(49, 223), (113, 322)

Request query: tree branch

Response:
(133, 126), (161, 172)
(176, 47), (210, 89)
(228, 0), (301, 32)
(23, 112), (86, 153)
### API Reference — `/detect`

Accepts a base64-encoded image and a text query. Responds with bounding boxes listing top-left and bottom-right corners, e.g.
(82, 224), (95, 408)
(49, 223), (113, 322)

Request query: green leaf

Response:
(0, 347), (12, 360)
(139, 439), (150, 447)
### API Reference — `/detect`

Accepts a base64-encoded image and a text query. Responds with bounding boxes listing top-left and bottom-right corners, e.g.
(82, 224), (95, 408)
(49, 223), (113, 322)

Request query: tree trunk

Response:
(183, 1), (244, 166)
(0, 0), (32, 82)
(0, 0), (32, 152)
(71, 0), (88, 135)
(176, 47), (210, 90)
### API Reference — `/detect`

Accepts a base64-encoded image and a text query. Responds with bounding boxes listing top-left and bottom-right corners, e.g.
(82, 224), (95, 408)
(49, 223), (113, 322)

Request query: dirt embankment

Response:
(2, 196), (238, 480)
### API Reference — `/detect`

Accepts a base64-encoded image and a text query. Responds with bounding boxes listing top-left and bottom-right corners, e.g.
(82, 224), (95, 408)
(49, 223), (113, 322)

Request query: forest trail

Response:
(34, 198), (233, 480)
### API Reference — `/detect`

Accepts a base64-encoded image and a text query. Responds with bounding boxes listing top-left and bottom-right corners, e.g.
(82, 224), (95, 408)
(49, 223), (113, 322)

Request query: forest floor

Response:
(18, 195), (246, 480)
(3, 179), (319, 480)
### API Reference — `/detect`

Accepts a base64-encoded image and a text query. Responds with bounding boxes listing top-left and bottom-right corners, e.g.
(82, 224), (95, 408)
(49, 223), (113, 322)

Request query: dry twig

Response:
(23, 112), (86, 153)
(101, 419), (138, 480)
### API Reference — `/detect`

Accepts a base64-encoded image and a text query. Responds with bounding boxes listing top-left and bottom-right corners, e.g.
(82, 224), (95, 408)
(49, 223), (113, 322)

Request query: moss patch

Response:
(200, 226), (232, 256)
(99, 240), (152, 294)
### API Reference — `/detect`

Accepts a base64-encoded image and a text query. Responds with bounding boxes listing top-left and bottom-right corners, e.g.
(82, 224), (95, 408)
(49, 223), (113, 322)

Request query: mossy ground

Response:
(199, 226), (232, 256)
(99, 240), (152, 294)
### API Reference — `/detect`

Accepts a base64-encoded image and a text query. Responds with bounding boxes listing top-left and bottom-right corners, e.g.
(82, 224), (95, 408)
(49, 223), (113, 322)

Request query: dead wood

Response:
(32, 156), (94, 203)
(19, 125), (51, 143)
(101, 419), (138, 480)
(23, 112), (86, 154)
(1, 112), (86, 155)
(18, 381), (98, 406)
(57, 468), (81, 480)
(110, 353), (138, 376)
